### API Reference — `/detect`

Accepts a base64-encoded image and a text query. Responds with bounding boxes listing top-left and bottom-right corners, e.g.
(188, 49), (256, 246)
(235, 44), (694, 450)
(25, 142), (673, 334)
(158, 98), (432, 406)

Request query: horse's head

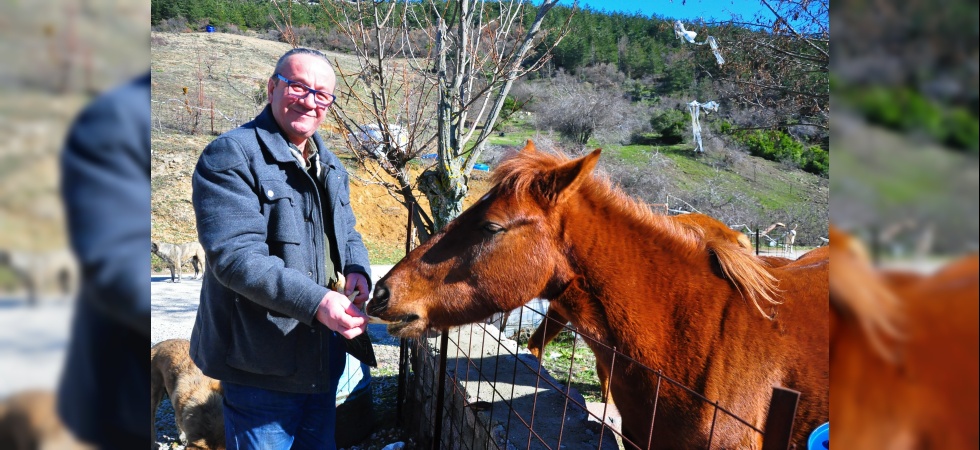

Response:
(368, 142), (601, 337)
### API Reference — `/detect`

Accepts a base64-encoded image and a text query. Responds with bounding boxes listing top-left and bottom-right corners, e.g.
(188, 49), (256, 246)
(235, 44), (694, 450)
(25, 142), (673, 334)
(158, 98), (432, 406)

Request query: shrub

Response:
(733, 129), (826, 177)
(155, 16), (190, 33)
(649, 109), (687, 144)
(858, 86), (904, 130)
(850, 84), (978, 153)
(947, 107), (980, 153)
(802, 146), (829, 177)
(718, 120), (733, 134)
(630, 132), (660, 145)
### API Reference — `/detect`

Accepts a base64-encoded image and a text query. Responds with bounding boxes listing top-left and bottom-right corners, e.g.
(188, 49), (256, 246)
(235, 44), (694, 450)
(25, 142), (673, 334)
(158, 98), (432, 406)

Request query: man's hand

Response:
(315, 290), (368, 339)
(344, 272), (370, 308)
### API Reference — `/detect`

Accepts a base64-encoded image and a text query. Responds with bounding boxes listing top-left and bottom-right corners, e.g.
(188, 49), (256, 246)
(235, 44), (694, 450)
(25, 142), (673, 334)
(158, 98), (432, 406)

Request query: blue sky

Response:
(561, 0), (768, 23)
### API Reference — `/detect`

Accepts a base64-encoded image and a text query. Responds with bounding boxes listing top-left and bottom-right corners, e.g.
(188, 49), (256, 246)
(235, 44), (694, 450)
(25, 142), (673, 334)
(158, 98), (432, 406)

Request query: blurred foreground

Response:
(831, 0), (979, 448)
(1, 0), (149, 448)
(830, 227), (978, 448)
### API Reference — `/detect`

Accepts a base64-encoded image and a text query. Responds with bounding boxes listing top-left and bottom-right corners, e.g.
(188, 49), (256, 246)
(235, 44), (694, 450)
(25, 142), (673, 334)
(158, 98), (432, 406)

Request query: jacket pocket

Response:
(225, 296), (299, 376)
(259, 179), (301, 245)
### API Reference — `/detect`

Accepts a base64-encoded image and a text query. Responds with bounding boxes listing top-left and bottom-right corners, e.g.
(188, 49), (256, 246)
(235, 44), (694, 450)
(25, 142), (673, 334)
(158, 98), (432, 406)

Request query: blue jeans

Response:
(222, 338), (347, 450)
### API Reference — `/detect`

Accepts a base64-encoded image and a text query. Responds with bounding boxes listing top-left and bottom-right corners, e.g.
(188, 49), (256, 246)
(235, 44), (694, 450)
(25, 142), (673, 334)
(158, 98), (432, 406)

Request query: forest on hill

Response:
(150, 0), (831, 176)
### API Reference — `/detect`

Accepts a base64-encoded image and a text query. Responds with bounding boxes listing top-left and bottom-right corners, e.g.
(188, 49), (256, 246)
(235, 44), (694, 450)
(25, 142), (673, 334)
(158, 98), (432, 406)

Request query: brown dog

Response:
(0, 389), (93, 450)
(151, 339), (225, 450)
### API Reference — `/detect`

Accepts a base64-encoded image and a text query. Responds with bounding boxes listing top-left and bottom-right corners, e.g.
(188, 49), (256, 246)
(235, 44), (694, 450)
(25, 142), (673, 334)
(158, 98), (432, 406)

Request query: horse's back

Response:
(765, 246), (830, 442)
(903, 254), (979, 426)
(833, 253), (978, 448)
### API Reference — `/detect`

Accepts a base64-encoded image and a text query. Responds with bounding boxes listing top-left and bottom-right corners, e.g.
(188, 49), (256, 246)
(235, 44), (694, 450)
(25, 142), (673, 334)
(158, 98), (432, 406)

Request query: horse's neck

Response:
(558, 200), (726, 366)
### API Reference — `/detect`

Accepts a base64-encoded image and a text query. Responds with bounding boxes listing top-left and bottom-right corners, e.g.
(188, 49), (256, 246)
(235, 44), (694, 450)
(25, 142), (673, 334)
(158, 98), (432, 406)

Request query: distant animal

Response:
(0, 390), (94, 450)
(368, 142), (828, 449)
(151, 242), (206, 282)
(0, 248), (78, 305)
(783, 224), (798, 256)
(151, 339), (225, 450)
(829, 226), (979, 449)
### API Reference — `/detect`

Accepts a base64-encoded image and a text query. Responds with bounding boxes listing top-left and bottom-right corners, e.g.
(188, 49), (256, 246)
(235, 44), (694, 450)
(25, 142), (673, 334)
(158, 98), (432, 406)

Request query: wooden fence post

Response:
(761, 387), (800, 450)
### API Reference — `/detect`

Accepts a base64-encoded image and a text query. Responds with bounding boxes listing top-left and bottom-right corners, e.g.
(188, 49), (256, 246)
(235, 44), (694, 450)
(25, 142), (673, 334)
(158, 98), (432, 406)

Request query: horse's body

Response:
(830, 226), (979, 449)
(369, 143), (828, 449)
(525, 212), (788, 404)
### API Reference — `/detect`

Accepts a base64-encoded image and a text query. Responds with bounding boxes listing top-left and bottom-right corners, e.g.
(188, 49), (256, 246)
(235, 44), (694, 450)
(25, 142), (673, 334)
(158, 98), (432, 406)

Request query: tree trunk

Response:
(422, 17), (467, 233)
(419, 166), (468, 233)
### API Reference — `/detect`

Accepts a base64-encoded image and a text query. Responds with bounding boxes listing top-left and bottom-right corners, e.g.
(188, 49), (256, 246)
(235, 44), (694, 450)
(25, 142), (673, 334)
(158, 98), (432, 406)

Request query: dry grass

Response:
(0, 94), (91, 251)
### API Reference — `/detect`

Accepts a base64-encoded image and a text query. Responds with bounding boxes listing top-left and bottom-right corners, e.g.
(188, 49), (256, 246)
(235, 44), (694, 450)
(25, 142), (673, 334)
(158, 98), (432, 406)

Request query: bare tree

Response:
(532, 66), (642, 149)
(313, 0), (573, 235)
(712, 0), (829, 133)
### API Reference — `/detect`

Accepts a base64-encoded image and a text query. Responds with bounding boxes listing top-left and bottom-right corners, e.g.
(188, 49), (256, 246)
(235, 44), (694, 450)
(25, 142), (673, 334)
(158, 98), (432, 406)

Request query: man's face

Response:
(267, 54), (336, 146)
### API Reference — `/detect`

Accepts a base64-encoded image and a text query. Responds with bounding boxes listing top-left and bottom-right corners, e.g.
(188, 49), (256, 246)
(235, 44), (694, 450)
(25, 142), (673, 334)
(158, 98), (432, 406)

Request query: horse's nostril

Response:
(369, 282), (390, 314)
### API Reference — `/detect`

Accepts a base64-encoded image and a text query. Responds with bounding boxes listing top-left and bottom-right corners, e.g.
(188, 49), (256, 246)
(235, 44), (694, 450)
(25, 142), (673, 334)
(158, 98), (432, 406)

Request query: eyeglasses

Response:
(275, 73), (336, 108)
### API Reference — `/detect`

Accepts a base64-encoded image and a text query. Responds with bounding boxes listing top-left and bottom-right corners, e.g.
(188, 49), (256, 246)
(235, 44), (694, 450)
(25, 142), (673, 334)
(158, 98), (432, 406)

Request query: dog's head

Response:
(181, 385), (225, 450)
(150, 242), (159, 253)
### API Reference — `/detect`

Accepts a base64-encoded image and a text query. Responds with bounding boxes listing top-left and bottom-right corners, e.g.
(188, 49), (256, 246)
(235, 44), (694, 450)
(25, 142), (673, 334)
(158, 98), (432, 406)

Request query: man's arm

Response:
(60, 74), (151, 337)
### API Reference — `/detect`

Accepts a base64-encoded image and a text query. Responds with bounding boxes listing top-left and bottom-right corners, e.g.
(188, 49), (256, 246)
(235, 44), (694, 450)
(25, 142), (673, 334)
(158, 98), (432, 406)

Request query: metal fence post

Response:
(432, 332), (450, 450)
(397, 201), (417, 427)
(761, 387), (800, 450)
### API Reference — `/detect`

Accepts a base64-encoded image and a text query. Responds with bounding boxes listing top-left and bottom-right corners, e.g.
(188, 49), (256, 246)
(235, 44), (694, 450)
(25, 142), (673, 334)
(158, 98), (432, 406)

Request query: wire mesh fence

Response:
(393, 301), (800, 450)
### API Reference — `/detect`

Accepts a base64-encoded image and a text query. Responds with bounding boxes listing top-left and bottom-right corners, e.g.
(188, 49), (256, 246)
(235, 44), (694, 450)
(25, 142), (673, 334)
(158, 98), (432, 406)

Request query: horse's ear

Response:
(523, 140), (537, 153)
(543, 149), (601, 203)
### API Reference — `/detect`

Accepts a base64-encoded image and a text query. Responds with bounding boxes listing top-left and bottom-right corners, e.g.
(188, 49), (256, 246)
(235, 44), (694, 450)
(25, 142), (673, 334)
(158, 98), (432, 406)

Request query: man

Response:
(190, 48), (371, 449)
(58, 72), (151, 449)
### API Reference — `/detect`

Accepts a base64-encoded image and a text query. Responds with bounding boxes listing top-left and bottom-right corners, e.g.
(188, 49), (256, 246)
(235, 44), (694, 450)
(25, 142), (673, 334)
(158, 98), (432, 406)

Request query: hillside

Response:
(150, 31), (497, 265)
(150, 31), (829, 264)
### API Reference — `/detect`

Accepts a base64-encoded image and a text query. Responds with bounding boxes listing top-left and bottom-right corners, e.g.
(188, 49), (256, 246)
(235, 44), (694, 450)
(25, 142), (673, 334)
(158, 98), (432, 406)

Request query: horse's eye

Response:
(482, 222), (505, 234)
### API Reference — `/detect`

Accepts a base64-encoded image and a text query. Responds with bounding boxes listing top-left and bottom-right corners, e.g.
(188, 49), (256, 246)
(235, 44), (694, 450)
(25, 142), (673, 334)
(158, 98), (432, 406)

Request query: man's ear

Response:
(267, 77), (276, 103)
(539, 149), (601, 204)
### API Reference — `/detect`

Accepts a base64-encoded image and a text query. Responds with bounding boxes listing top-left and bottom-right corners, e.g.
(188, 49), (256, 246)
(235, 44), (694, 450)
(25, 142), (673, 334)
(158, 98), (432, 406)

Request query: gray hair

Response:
(272, 48), (332, 78)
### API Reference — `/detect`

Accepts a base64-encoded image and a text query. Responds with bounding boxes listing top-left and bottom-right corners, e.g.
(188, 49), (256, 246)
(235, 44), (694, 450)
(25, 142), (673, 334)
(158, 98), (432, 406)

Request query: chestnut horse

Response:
(830, 226), (979, 449)
(369, 143), (828, 449)
(524, 212), (791, 404)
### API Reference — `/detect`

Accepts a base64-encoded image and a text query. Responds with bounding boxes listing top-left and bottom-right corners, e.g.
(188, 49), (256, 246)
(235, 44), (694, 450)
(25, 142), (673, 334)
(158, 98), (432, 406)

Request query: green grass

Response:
(603, 142), (816, 213)
(364, 238), (406, 265)
(151, 253), (168, 273)
(486, 129), (535, 148)
(0, 267), (21, 292)
(515, 329), (604, 403)
(832, 141), (952, 207)
(611, 144), (658, 166)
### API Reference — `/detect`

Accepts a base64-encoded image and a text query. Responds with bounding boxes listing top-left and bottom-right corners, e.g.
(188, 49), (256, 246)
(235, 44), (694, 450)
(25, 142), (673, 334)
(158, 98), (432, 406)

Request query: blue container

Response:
(336, 354), (371, 405)
(205, 25), (216, 33)
(474, 163), (490, 172)
(808, 422), (829, 450)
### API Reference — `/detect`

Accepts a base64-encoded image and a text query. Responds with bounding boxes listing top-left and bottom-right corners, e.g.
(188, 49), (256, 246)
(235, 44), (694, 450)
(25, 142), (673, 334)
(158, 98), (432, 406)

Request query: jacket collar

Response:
(254, 105), (330, 167)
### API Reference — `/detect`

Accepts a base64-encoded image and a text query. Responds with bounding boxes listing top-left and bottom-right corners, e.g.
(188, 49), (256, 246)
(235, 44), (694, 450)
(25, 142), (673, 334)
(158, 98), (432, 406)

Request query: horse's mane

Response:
(494, 146), (781, 319)
(493, 147), (658, 220)
(829, 227), (904, 362)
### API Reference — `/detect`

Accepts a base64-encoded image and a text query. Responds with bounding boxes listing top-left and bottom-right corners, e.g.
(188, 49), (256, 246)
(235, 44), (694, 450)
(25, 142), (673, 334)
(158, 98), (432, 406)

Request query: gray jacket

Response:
(190, 105), (371, 393)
